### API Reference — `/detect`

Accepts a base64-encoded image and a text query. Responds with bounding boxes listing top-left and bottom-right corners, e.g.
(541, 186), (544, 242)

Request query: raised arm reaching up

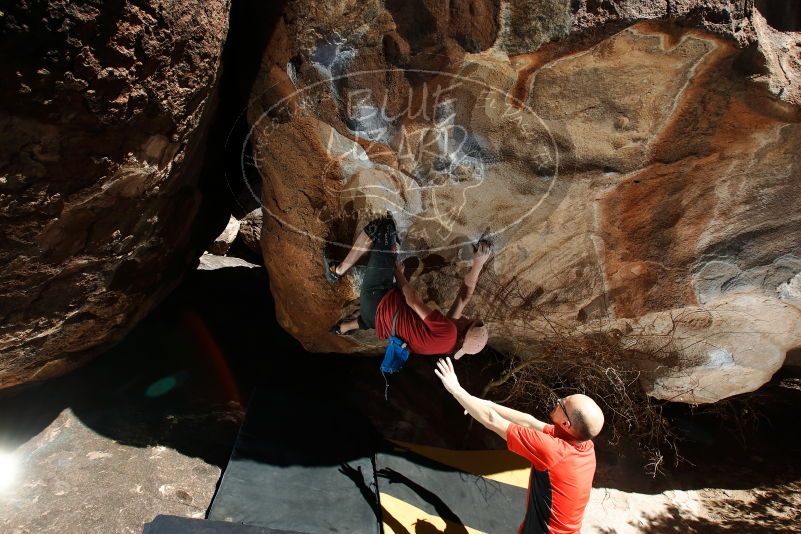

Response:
(394, 261), (433, 320)
(447, 241), (492, 320)
(474, 398), (548, 432)
(434, 357), (512, 439)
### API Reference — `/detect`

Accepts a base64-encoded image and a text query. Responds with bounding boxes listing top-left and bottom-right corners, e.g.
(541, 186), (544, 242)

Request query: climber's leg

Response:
(334, 229), (374, 276)
(358, 215), (398, 330)
(330, 215), (398, 335)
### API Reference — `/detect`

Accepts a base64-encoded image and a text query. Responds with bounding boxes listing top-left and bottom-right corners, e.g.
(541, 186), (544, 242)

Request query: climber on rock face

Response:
(434, 357), (604, 534)
(325, 214), (491, 359)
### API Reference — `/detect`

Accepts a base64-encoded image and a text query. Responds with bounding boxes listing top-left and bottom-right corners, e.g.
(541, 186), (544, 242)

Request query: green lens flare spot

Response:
(146, 376), (178, 398)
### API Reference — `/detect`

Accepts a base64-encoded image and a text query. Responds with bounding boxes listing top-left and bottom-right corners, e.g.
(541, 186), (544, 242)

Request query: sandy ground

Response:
(584, 482), (801, 533)
(0, 409), (229, 534)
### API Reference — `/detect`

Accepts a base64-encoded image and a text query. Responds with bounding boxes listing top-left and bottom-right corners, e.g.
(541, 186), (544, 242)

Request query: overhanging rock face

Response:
(0, 1), (230, 388)
(247, 1), (801, 404)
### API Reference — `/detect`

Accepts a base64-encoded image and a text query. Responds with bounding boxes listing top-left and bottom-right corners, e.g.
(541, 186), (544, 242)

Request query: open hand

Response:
(434, 357), (462, 395)
(376, 467), (404, 485)
(338, 463), (364, 483)
(473, 240), (492, 266)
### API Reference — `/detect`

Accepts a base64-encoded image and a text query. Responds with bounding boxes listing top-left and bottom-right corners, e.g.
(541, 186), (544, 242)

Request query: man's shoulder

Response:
(559, 439), (595, 465)
(508, 423), (560, 448)
(423, 308), (452, 326)
(565, 433), (594, 453)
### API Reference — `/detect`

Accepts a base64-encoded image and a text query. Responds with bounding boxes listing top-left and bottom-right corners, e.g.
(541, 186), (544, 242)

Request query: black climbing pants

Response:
(357, 215), (398, 330)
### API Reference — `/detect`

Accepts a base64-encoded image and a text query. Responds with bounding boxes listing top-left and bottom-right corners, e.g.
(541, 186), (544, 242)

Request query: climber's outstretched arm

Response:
(394, 262), (433, 320)
(476, 399), (548, 432)
(447, 241), (492, 320)
(435, 357), (511, 439)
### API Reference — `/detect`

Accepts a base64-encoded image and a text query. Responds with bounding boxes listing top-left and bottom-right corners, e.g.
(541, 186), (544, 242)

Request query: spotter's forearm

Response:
(477, 399), (547, 431)
(451, 387), (511, 438)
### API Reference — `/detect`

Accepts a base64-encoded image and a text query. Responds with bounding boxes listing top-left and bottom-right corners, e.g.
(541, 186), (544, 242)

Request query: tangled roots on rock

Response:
(483, 331), (684, 477)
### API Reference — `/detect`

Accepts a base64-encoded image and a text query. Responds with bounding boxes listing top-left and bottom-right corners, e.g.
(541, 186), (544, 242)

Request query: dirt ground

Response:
(585, 456), (801, 532)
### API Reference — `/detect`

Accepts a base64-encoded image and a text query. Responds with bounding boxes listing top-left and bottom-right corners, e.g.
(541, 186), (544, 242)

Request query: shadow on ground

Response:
(0, 265), (291, 467)
(597, 479), (801, 533)
(0, 263), (498, 470)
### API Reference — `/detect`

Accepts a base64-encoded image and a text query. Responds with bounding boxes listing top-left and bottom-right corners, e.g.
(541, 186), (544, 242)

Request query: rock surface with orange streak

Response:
(249, 0), (801, 402)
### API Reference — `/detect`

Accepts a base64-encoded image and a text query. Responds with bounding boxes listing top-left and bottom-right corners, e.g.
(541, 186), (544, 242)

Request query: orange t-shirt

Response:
(506, 423), (596, 534)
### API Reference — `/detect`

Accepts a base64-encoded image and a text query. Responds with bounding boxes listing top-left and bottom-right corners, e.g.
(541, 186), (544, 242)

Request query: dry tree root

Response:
(483, 331), (685, 477)
(470, 269), (774, 476)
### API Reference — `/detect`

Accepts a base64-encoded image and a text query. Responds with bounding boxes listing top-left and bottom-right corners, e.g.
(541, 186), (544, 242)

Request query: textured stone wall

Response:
(248, 0), (801, 403)
(0, 0), (230, 388)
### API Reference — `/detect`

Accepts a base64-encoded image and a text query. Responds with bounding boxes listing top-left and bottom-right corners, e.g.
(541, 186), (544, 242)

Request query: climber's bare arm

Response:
(394, 262), (433, 320)
(447, 241), (492, 320)
(475, 399), (548, 432)
(435, 357), (511, 439)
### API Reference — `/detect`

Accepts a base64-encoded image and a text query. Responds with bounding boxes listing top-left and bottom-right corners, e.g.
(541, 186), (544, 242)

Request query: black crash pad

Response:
(143, 515), (302, 533)
(207, 387), (382, 534)
(376, 446), (527, 533)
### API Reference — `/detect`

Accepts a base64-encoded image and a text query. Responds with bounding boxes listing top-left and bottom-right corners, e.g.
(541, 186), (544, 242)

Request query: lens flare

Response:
(145, 375), (178, 398)
(0, 451), (19, 490)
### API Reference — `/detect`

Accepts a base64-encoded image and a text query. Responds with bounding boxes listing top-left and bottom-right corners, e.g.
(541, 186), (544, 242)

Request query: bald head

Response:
(564, 394), (604, 441)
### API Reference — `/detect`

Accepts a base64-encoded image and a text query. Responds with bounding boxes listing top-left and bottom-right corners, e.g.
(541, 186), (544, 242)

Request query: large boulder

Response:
(246, 0), (801, 403)
(0, 1), (230, 388)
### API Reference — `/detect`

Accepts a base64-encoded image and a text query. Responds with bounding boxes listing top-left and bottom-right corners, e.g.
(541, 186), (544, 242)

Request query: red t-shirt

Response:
(374, 287), (458, 355)
(506, 423), (596, 534)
